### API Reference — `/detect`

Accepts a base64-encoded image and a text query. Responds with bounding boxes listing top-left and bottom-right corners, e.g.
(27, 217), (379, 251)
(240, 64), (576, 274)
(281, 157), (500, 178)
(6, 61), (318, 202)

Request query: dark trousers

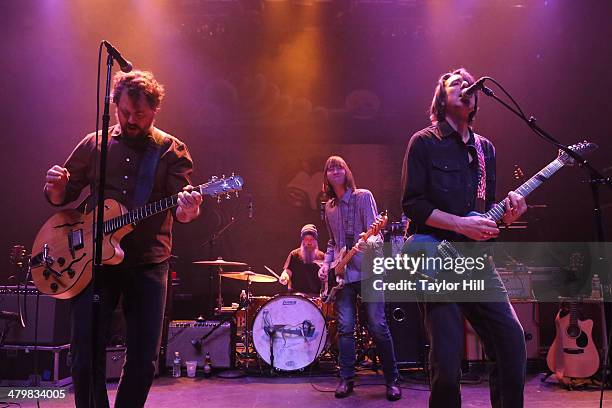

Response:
(70, 262), (168, 408)
(424, 273), (526, 408)
(335, 280), (399, 383)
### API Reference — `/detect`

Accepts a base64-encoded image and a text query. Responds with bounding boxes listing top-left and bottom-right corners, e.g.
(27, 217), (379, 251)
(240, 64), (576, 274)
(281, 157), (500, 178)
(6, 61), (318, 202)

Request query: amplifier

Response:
(166, 320), (235, 369)
(498, 270), (533, 300)
(386, 302), (428, 367)
(0, 286), (70, 345)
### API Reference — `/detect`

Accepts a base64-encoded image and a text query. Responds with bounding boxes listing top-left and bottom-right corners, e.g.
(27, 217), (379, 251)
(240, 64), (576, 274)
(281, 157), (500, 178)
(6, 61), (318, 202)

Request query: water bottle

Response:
(172, 351), (182, 378)
(591, 274), (602, 300)
(203, 352), (212, 378)
(240, 290), (247, 306)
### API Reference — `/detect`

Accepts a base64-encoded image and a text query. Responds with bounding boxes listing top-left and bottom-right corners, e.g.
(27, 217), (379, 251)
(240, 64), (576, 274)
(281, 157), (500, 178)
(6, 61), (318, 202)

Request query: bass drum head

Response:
(252, 294), (327, 371)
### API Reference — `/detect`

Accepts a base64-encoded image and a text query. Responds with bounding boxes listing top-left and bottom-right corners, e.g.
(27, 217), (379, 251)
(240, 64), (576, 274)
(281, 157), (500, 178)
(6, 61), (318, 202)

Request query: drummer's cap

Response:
(300, 224), (318, 240)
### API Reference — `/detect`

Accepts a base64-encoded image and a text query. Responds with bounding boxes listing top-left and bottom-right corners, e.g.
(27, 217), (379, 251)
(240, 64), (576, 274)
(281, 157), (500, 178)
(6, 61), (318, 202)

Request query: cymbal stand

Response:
(241, 275), (256, 360)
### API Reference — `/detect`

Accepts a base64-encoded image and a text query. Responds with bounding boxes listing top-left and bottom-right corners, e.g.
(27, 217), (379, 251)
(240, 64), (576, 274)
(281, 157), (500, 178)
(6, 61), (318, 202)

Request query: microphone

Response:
(460, 77), (487, 99)
(102, 41), (133, 73)
(247, 199), (253, 219)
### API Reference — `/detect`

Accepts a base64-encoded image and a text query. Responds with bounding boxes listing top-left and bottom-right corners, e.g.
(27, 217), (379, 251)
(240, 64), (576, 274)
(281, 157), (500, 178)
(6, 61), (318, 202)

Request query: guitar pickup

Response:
(68, 229), (84, 257)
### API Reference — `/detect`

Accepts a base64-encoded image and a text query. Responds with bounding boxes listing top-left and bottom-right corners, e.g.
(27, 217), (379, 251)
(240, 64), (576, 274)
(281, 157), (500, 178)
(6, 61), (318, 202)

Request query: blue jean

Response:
(424, 271), (526, 408)
(335, 279), (398, 383)
(70, 262), (168, 408)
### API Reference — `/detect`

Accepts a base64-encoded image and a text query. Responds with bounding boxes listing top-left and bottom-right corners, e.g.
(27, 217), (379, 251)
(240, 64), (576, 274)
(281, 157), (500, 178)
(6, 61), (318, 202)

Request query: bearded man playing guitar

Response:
(44, 70), (202, 408)
(317, 155), (401, 401)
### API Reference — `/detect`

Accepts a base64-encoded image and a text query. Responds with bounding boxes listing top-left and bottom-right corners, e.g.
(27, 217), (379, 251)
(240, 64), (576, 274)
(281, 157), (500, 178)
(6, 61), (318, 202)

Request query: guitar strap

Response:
(132, 139), (164, 207)
(341, 191), (358, 249)
(473, 133), (487, 214)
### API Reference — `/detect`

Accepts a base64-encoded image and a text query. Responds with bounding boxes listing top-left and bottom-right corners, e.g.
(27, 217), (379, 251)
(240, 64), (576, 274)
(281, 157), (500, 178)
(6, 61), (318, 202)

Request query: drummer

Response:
(279, 224), (325, 296)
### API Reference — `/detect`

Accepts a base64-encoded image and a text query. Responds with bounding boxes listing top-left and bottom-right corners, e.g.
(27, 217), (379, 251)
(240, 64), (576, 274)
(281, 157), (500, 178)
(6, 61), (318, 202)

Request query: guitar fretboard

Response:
(103, 194), (181, 234)
(102, 175), (243, 234)
(485, 158), (564, 222)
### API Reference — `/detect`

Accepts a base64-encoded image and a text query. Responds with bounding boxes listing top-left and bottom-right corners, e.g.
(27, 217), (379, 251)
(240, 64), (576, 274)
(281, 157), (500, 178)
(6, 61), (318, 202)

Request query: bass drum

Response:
(252, 294), (328, 371)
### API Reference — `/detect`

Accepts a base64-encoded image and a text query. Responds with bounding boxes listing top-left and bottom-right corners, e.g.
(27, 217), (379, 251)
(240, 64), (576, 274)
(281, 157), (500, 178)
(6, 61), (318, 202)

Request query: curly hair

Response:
(429, 68), (478, 125)
(112, 70), (165, 111)
(322, 155), (357, 202)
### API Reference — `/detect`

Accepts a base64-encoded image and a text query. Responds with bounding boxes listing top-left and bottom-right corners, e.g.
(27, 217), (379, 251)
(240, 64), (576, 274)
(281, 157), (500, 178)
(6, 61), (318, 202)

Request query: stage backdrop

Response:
(0, 1), (610, 313)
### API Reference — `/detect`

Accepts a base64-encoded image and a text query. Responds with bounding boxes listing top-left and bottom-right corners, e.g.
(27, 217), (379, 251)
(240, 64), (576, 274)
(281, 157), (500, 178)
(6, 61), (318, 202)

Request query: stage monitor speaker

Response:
(464, 301), (540, 361)
(386, 302), (428, 367)
(0, 286), (70, 346)
(165, 320), (235, 369)
(511, 300), (540, 359)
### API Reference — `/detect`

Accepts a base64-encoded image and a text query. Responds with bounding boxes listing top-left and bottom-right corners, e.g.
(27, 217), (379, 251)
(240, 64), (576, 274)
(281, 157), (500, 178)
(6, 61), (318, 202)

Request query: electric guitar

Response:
(402, 141), (597, 292)
(30, 175), (244, 299)
(321, 211), (388, 304)
(546, 254), (600, 380)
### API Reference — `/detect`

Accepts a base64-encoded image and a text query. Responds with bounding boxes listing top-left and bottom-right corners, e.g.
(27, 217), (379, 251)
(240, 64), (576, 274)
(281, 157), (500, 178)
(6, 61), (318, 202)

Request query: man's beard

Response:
(300, 242), (318, 264)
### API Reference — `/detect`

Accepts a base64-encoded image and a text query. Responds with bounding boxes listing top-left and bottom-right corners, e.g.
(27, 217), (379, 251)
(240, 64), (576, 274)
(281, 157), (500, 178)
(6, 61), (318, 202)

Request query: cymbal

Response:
(220, 271), (277, 283)
(193, 258), (248, 267)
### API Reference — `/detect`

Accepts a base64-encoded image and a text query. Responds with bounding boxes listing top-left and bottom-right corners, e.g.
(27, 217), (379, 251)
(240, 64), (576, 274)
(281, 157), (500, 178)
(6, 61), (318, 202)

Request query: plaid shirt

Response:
(323, 188), (383, 283)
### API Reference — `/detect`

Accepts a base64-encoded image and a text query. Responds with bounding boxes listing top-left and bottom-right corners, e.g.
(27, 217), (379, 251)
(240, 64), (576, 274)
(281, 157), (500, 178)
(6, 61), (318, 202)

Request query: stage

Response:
(5, 371), (610, 408)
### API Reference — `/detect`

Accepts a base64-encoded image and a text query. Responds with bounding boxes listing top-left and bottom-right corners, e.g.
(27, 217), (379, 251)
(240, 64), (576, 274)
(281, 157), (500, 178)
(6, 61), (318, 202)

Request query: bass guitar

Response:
(30, 175), (244, 299)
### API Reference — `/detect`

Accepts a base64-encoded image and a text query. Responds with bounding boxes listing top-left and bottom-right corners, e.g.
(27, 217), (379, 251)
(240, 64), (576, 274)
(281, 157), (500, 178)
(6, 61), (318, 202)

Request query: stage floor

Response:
(6, 370), (612, 407)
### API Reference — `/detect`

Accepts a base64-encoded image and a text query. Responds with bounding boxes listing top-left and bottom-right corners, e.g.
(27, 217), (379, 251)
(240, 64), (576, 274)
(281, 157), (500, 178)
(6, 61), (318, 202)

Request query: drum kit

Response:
(192, 258), (337, 372)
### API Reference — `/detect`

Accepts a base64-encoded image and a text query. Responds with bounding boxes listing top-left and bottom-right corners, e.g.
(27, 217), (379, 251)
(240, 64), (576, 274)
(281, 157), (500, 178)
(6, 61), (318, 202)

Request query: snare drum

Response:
(252, 294), (328, 371)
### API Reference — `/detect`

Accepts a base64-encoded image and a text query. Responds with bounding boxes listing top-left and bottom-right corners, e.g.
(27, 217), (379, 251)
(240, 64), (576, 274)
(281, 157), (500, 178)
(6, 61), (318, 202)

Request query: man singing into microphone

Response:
(401, 68), (527, 407)
(44, 70), (202, 408)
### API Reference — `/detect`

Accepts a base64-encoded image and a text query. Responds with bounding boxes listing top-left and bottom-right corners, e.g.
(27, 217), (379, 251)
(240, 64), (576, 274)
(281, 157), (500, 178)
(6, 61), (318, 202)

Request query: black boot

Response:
(335, 379), (354, 398)
(386, 379), (402, 401)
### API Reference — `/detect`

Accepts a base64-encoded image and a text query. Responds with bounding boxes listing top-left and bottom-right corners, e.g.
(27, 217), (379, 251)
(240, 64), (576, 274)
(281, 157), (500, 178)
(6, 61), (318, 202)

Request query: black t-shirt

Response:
(284, 248), (325, 295)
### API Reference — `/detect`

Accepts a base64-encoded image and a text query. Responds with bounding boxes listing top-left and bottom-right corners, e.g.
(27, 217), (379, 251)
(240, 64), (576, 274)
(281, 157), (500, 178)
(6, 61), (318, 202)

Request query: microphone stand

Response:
(268, 327), (276, 376)
(202, 216), (236, 318)
(478, 79), (612, 400)
(87, 48), (116, 407)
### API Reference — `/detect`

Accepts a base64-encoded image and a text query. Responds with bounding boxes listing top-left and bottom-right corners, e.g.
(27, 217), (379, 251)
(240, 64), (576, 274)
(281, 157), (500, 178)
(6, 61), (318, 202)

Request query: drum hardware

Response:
(354, 299), (378, 371)
(193, 258), (249, 318)
(219, 269), (277, 365)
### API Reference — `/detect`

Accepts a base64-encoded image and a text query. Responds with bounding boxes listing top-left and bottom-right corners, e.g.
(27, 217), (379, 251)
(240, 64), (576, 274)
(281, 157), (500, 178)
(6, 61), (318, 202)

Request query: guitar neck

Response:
(103, 194), (180, 234)
(484, 157), (565, 222)
(569, 300), (578, 328)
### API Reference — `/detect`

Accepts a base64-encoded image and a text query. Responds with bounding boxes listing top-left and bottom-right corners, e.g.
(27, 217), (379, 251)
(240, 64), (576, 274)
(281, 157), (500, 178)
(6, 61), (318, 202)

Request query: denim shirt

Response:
(323, 188), (383, 283)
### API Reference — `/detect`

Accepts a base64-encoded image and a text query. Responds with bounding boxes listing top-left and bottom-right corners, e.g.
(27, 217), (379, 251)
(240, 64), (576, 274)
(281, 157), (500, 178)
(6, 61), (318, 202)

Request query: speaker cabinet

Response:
(386, 302), (428, 367)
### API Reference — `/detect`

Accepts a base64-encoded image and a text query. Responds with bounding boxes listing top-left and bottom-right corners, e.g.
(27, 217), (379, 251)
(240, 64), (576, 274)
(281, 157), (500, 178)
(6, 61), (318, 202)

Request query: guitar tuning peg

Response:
(231, 172), (235, 177)
(217, 196), (222, 204)
(222, 174), (226, 179)
(235, 191), (239, 198)
(225, 194), (231, 200)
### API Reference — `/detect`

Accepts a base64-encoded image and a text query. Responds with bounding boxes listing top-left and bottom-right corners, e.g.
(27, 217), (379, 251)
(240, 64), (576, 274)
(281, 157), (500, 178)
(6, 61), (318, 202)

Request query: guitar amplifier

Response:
(0, 286), (71, 345)
(498, 270), (533, 300)
(165, 320), (235, 369)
